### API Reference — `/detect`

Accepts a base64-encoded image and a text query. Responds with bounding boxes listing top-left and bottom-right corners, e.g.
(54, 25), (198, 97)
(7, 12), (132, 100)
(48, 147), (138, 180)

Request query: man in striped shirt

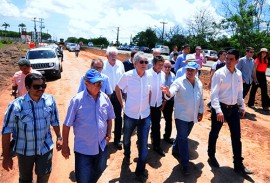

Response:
(2, 73), (62, 183)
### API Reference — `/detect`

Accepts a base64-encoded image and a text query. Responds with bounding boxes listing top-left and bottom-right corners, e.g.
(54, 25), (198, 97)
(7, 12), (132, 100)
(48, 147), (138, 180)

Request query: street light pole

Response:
(160, 21), (167, 43)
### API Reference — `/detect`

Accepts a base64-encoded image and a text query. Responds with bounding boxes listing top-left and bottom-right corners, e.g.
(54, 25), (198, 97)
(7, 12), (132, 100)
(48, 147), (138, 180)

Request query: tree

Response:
(132, 28), (158, 48)
(219, 0), (270, 53)
(2, 22), (10, 31)
(18, 23), (26, 29)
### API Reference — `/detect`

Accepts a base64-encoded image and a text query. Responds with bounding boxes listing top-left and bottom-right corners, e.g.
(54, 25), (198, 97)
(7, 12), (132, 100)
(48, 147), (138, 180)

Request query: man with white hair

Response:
(102, 47), (125, 150)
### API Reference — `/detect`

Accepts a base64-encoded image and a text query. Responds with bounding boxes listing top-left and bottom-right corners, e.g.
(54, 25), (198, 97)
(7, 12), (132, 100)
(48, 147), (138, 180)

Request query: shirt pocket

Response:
(19, 109), (34, 130)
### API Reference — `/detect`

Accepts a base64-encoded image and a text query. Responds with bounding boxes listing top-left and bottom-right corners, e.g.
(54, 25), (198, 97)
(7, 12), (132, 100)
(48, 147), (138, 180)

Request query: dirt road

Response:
(0, 49), (269, 183)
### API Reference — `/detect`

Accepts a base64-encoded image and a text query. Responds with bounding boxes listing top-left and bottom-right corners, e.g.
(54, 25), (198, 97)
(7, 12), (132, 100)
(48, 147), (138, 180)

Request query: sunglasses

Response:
(249, 51), (254, 53)
(139, 60), (148, 64)
(164, 66), (171, 69)
(32, 83), (47, 90)
(93, 66), (103, 70)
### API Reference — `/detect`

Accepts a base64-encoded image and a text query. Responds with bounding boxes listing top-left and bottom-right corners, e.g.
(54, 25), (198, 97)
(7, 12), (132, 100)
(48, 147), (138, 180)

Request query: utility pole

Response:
(160, 21), (167, 43)
(116, 27), (119, 46)
(32, 17), (37, 44)
(39, 18), (45, 42)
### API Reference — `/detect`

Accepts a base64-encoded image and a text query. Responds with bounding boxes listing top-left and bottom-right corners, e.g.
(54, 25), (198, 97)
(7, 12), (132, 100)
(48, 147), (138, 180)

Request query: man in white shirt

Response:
(148, 49), (161, 69)
(102, 47), (125, 150)
(208, 49), (253, 175)
(161, 61), (204, 175)
(115, 52), (151, 182)
(148, 55), (166, 156)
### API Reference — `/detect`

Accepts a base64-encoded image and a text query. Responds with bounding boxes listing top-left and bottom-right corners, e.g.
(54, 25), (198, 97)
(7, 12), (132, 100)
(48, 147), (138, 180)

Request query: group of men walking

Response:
(2, 45), (265, 182)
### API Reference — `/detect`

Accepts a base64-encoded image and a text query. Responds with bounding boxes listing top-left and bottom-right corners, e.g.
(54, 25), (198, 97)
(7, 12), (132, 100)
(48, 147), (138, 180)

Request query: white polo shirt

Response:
(147, 68), (166, 107)
(117, 69), (151, 119)
(102, 60), (125, 91)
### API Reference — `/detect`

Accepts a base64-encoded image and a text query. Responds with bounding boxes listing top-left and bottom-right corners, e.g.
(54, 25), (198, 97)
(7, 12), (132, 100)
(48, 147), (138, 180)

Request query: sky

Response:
(0, 0), (232, 44)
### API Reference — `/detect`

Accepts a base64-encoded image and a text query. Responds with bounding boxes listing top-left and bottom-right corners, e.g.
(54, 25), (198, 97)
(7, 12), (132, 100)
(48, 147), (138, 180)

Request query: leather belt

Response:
(220, 102), (239, 109)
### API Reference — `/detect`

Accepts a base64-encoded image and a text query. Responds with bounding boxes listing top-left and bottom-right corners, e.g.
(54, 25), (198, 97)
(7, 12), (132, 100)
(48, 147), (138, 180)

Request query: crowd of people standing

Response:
(2, 44), (270, 182)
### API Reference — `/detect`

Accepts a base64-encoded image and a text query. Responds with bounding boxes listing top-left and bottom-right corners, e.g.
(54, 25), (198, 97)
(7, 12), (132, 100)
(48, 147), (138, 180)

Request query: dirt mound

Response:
(0, 43), (29, 94)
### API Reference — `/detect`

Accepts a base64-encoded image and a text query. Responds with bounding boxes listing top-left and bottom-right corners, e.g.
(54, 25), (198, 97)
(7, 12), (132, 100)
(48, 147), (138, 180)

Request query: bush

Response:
(0, 39), (14, 44)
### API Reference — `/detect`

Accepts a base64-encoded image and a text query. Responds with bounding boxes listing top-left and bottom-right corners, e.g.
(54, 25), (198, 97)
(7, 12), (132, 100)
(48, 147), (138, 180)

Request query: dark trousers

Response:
(150, 105), (162, 147)
(208, 107), (243, 167)
(162, 100), (174, 139)
(17, 150), (53, 183)
(110, 92), (122, 144)
(248, 71), (270, 107)
(243, 83), (251, 99)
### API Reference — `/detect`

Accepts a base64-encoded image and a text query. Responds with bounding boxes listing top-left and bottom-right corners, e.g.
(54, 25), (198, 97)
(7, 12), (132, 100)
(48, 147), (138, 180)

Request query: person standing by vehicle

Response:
(194, 46), (206, 75)
(208, 49), (253, 174)
(115, 52), (152, 182)
(248, 48), (270, 111)
(62, 69), (115, 183)
(161, 61), (204, 175)
(102, 47), (125, 150)
(236, 47), (255, 99)
(75, 43), (80, 57)
(11, 58), (41, 98)
(162, 60), (175, 144)
(2, 73), (62, 183)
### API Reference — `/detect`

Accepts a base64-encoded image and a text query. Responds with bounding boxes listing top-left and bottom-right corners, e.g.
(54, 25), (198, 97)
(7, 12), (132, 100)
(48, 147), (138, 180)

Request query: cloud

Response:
(1, 0), (223, 43)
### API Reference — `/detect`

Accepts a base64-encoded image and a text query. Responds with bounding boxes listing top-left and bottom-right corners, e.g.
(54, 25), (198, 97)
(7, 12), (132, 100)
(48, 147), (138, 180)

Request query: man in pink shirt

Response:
(12, 58), (40, 98)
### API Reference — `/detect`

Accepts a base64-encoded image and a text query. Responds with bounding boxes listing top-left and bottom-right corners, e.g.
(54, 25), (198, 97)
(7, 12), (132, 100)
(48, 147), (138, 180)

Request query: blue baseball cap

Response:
(185, 62), (199, 70)
(84, 69), (104, 83)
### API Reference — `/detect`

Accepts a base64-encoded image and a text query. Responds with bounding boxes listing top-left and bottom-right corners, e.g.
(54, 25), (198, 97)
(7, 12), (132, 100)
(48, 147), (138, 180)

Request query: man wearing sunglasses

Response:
(77, 58), (113, 97)
(115, 52), (152, 182)
(2, 73), (62, 183)
(236, 47), (255, 99)
(62, 69), (115, 183)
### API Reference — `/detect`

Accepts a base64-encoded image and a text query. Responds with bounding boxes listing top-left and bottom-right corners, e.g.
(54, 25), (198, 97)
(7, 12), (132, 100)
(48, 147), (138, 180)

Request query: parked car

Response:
(25, 47), (63, 79)
(151, 45), (170, 55)
(68, 43), (76, 52)
(139, 46), (150, 53)
(130, 46), (139, 52)
(202, 49), (218, 61)
(88, 42), (94, 47)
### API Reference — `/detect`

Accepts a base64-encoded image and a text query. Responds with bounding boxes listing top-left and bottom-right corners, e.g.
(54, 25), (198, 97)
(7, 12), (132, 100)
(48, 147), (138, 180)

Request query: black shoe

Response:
(234, 165), (253, 174)
(135, 171), (148, 183)
(153, 146), (165, 157)
(114, 142), (122, 150)
(181, 166), (189, 175)
(208, 157), (220, 167)
(163, 138), (174, 144)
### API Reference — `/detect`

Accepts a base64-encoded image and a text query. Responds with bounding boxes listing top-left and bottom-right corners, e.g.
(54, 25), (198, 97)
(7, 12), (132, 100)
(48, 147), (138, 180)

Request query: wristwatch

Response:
(57, 137), (63, 141)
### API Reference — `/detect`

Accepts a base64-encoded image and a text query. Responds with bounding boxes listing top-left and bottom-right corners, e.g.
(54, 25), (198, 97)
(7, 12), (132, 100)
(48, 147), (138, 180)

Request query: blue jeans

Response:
(172, 119), (194, 167)
(75, 146), (108, 183)
(123, 114), (151, 176)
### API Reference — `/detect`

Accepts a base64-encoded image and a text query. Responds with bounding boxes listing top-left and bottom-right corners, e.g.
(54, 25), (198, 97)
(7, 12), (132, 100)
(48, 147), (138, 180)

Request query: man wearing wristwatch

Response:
(62, 69), (115, 183)
(2, 73), (62, 183)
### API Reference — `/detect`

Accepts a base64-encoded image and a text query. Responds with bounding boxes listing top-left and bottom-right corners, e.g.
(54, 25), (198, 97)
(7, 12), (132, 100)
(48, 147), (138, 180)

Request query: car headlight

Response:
(49, 62), (54, 67)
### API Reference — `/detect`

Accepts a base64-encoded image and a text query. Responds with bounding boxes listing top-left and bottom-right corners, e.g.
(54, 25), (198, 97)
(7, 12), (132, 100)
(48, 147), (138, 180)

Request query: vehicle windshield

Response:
(70, 43), (76, 46)
(28, 50), (56, 59)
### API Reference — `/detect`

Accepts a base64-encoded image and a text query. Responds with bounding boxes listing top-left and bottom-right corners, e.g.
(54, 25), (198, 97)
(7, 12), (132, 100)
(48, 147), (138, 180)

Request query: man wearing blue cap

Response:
(161, 61), (204, 175)
(62, 69), (115, 183)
